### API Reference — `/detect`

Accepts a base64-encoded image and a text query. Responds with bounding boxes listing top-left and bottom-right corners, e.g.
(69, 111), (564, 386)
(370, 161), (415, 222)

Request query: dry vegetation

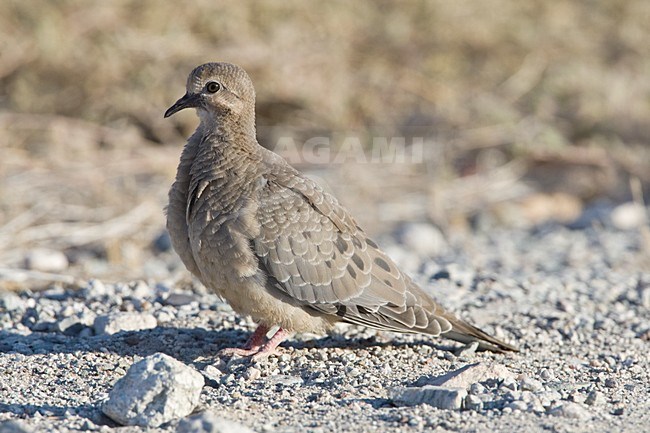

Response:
(1, 0), (649, 282)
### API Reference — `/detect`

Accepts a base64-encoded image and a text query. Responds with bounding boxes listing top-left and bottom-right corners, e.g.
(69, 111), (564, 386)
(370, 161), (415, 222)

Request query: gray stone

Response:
(244, 366), (261, 381)
(55, 315), (90, 336)
(454, 341), (479, 359)
(585, 390), (603, 406)
(202, 364), (223, 387)
(500, 376), (518, 391)
(164, 292), (198, 307)
(464, 394), (483, 411)
(469, 383), (485, 395)
(153, 230), (172, 252)
(0, 420), (33, 433)
(266, 374), (304, 387)
(548, 402), (592, 420)
(390, 386), (467, 410)
(129, 280), (155, 299)
(429, 362), (516, 389)
(82, 279), (110, 299)
(518, 374), (544, 392)
(0, 291), (24, 312)
(55, 310), (95, 335)
(102, 353), (204, 427)
(505, 400), (529, 412)
(176, 411), (256, 433)
(93, 312), (157, 335)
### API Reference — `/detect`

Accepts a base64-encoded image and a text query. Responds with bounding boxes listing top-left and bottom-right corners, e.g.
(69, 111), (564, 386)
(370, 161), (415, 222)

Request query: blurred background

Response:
(1, 0), (649, 286)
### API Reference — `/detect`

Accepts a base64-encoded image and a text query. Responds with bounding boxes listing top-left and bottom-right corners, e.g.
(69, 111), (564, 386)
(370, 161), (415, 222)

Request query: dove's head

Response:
(164, 62), (256, 129)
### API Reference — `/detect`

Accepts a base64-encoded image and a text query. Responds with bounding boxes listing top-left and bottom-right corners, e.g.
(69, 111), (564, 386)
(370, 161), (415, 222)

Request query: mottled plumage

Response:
(164, 62), (517, 359)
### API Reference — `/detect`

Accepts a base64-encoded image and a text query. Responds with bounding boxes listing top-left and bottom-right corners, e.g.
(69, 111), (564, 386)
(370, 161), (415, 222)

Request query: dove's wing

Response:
(252, 162), (516, 352)
(254, 177), (442, 332)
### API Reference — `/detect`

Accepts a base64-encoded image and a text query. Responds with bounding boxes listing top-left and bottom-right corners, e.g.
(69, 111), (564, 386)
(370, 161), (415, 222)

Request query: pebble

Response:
(163, 292), (198, 307)
(153, 231), (172, 252)
(177, 411), (256, 433)
(610, 202), (647, 230)
(0, 420), (34, 433)
(518, 374), (544, 392)
(464, 394), (483, 411)
(102, 353), (204, 427)
(55, 314), (94, 336)
(393, 222), (447, 257)
(82, 279), (109, 298)
(93, 312), (157, 335)
(390, 386), (468, 410)
(468, 383), (485, 395)
(430, 363), (516, 389)
(202, 364), (224, 386)
(23, 249), (68, 272)
(500, 376), (518, 391)
(245, 367), (262, 381)
(584, 390), (603, 406)
(454, 341), (479, 359)
(265, 374), (304, 387)
(548, 402), (592, 420)
(0, 291), (25, 312)
(505, 400), (529, 412)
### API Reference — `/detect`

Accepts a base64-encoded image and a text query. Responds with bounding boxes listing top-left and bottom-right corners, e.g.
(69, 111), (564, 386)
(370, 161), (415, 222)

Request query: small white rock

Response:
(176, 411), (256, 433)
(548, 402), (592, 420)
(430, 362), (516, 389)
(163, 292), (197, 307)
(469, 383), (485, 395)
(465, 394), (483, 411)
(23, 249), (68, 272)
(455, 341), (479, 359)
(518, 374), (544, 392)
(611, 202), (647, 230)
(202, 364), (224, 385)
(0, 291), (25, 312)
(245, 367), (261, 381)
(93, 312), (157, 335)
(102, 353), (204, 427)
(500, 376), (518, 391)
(506, 400), (529, 412)
(390, 386), (467, 410)
(584, 390), (603, 406)
(394, 223), (447, 257)
(266, 374), (304, 387)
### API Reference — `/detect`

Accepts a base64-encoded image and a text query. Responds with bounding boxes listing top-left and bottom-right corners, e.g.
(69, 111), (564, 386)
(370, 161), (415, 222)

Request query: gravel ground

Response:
(1, 215), (649, 432)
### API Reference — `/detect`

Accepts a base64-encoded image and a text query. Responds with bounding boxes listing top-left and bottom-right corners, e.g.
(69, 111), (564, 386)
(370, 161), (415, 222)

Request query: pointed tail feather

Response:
(442, 316), (519, 353)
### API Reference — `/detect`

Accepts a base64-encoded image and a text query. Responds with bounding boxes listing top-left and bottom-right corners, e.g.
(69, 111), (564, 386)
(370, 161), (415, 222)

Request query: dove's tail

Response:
(440, 314), (519, 353)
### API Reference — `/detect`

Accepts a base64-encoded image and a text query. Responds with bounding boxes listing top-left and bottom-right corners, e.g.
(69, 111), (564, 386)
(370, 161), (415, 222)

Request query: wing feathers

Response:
(252, 164), (516, 352)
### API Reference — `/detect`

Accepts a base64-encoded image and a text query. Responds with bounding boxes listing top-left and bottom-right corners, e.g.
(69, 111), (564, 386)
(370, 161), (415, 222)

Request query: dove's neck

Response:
(185, 121), (263, 194)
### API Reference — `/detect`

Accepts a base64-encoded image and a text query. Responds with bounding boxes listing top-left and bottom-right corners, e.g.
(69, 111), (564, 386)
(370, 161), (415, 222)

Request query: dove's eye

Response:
(206, 82), (221, 93)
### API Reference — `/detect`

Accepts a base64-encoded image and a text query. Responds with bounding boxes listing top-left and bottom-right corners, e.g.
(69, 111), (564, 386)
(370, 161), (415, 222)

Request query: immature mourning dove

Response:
(164, 62), (517, 359)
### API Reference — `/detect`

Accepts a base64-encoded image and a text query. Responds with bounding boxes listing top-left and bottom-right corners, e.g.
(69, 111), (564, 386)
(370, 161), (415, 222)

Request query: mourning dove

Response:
(164, 62), (517, 360)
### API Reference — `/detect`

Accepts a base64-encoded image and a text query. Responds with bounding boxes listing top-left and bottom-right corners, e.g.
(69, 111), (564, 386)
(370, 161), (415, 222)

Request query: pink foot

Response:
(219, 325), (292, 360)
(219, 324), (268, 357)
(251, 328), (292, 362)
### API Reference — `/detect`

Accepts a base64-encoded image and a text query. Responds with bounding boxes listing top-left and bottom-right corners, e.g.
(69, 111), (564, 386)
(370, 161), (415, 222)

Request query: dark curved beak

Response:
(164, 93), (201, 118)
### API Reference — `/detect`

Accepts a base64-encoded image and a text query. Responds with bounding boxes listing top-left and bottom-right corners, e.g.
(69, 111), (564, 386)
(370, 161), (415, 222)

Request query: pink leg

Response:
(219, 324), (269, 357)
(251, 328), (292, 362)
